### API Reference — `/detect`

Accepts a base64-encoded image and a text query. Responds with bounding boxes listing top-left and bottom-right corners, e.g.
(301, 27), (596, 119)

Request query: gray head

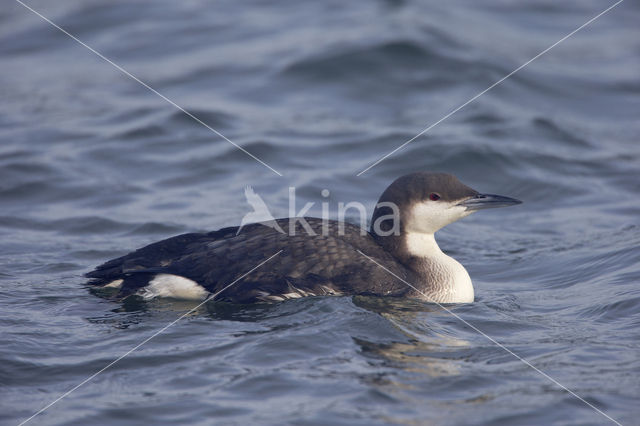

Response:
(371, 172), (521, 239)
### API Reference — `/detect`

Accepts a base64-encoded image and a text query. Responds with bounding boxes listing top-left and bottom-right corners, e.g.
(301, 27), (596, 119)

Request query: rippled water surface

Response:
(1, 1), (639, 425)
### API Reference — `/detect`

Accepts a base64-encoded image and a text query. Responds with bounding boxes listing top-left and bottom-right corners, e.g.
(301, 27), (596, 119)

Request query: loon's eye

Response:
(429, 193), (441, 201)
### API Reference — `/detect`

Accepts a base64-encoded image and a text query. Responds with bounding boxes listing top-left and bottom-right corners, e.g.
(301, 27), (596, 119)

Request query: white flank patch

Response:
(103, 279), (123, 289)
(137, 274), (209, 301)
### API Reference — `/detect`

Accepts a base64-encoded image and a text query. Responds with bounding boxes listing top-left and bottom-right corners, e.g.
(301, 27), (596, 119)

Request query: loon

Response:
(86, 172), (521, 304)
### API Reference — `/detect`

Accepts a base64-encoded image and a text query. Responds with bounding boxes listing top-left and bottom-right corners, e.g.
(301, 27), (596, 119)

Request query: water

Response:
(1, 0), (639, 424)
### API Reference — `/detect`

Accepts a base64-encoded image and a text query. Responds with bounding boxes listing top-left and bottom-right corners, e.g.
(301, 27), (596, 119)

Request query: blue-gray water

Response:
(1, 1), (639, 425)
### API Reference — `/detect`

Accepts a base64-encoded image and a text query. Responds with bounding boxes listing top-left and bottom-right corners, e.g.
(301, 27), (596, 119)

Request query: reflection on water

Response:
(353, 296), (468, 380)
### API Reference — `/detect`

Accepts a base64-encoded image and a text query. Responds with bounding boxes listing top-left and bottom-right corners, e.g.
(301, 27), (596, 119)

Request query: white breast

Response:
(405, 232), (474, 303)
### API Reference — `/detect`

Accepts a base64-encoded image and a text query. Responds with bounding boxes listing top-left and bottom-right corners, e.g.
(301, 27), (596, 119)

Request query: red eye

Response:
(429, 193), (441, 201)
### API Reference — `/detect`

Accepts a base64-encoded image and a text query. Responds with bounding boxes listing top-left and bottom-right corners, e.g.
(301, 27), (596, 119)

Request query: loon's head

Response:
(370, 172), (521, 303)
(371, 172), (521, 238)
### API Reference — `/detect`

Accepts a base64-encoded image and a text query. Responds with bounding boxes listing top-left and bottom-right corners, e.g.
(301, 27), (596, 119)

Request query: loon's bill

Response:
(86, 172), (522, 304)
(458, 193), (522, 210)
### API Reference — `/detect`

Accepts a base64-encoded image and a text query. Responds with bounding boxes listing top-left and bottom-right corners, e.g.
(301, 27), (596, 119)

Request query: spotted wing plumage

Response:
(86, 218), (413, 302)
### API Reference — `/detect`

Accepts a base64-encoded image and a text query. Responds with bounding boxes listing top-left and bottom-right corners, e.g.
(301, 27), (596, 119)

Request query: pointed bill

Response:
(458, 193), (522, 211)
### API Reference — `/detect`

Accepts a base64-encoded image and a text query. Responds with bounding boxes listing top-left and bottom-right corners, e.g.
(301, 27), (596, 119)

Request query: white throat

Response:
(404, 232), (474, 303)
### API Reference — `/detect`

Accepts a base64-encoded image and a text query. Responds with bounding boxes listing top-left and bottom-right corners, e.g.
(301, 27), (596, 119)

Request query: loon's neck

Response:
(404, 232), (474, 303)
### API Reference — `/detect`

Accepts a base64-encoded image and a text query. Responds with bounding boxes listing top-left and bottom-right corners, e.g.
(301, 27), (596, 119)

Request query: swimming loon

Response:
(86, 172), (521, 304)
